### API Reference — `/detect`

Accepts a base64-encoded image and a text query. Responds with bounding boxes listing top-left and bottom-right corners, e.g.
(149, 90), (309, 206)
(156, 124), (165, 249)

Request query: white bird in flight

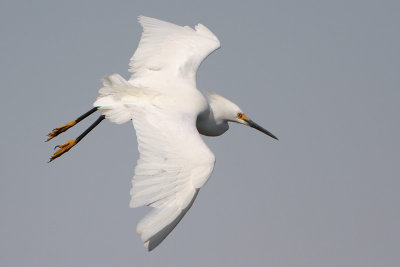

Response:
(47, 16), (278, 251)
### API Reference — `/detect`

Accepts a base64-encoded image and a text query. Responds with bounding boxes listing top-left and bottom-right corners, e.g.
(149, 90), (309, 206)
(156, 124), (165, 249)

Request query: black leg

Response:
(48, 114), (105, 162)
(76, 115), (105, 144)
(46, 107), (99, 141)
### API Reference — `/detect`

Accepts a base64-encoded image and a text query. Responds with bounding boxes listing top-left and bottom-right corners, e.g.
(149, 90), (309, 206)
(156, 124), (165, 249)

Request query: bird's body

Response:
(47, 16), (277, 251)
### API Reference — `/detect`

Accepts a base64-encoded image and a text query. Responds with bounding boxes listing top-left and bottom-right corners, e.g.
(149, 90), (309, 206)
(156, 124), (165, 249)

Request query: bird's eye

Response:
(237, 113), (243, 119)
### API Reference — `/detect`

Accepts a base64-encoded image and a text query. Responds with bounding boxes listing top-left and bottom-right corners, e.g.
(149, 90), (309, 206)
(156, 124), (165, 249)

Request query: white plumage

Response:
(94, 16), (220, 250)
(129, 16), (220, 85)
(48, 15), (277, 251)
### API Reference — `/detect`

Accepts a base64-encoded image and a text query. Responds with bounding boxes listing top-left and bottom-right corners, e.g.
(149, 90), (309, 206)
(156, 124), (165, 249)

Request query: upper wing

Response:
(129, 16), (220, 85)
(129, 99), (215, 251)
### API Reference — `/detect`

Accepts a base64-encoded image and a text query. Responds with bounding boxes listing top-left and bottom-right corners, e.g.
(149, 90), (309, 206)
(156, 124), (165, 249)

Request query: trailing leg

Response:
(48, 114), (105, 162)
(46, 107), (99, 141)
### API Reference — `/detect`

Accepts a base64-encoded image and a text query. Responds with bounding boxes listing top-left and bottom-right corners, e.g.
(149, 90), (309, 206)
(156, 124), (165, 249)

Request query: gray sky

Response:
(1, 0), (399, 266)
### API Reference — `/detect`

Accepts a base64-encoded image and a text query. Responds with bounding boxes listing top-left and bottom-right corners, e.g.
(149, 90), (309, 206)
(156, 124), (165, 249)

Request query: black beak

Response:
(244, 119), (278, 140)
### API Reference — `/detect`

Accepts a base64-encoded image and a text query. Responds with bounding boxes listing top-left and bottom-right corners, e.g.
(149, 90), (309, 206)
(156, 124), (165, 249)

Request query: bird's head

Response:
(207, 93), (278, 140)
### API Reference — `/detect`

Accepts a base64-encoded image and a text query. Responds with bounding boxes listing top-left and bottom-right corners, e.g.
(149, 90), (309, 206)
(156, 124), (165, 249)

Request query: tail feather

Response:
(93, 74), (135, 124)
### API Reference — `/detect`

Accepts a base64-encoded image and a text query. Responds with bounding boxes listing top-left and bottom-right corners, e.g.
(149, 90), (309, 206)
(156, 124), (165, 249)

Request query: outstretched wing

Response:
(129, 100), (215, 251)
(95, 16), (218, 250)
(129, 16), (220, 85)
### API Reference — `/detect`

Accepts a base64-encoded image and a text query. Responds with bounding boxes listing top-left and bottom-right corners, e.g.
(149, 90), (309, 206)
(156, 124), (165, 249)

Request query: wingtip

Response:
(137, 15), (160, 26)
(137, 15), (149, 25)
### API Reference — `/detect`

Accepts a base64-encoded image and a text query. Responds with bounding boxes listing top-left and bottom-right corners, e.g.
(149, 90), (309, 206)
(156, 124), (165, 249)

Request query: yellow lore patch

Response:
(237, 113), (249, 120)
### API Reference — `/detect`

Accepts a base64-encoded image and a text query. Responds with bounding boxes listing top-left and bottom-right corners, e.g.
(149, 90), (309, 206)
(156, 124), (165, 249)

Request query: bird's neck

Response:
(196, 108), (229, 137)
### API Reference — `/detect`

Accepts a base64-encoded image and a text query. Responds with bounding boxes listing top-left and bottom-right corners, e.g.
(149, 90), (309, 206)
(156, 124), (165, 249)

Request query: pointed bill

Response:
(244, 118), (278, 140)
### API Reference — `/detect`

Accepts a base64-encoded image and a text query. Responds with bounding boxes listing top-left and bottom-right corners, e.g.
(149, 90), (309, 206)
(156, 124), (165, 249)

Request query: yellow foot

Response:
(49, 139), (77, 162)
(46, 120), (77, 141)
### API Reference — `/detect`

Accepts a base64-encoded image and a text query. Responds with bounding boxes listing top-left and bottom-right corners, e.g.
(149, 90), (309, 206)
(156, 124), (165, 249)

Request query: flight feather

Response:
(129, 16), (220, 82)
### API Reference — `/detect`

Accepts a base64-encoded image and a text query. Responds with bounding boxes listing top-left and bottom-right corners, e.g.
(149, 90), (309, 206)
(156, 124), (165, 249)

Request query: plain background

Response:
(1, 0), (399, 266)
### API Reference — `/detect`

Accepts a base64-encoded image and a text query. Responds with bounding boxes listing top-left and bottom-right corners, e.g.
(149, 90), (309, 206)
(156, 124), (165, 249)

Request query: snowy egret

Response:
(47, 16), (278, 251)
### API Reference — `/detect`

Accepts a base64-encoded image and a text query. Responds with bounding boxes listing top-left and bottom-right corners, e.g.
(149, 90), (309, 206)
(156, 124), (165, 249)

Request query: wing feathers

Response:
(96, 16), (219, 251)
(129, 16), (220, 83)
(138, 189), (199, 251)
(128, 99), (215, 250)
